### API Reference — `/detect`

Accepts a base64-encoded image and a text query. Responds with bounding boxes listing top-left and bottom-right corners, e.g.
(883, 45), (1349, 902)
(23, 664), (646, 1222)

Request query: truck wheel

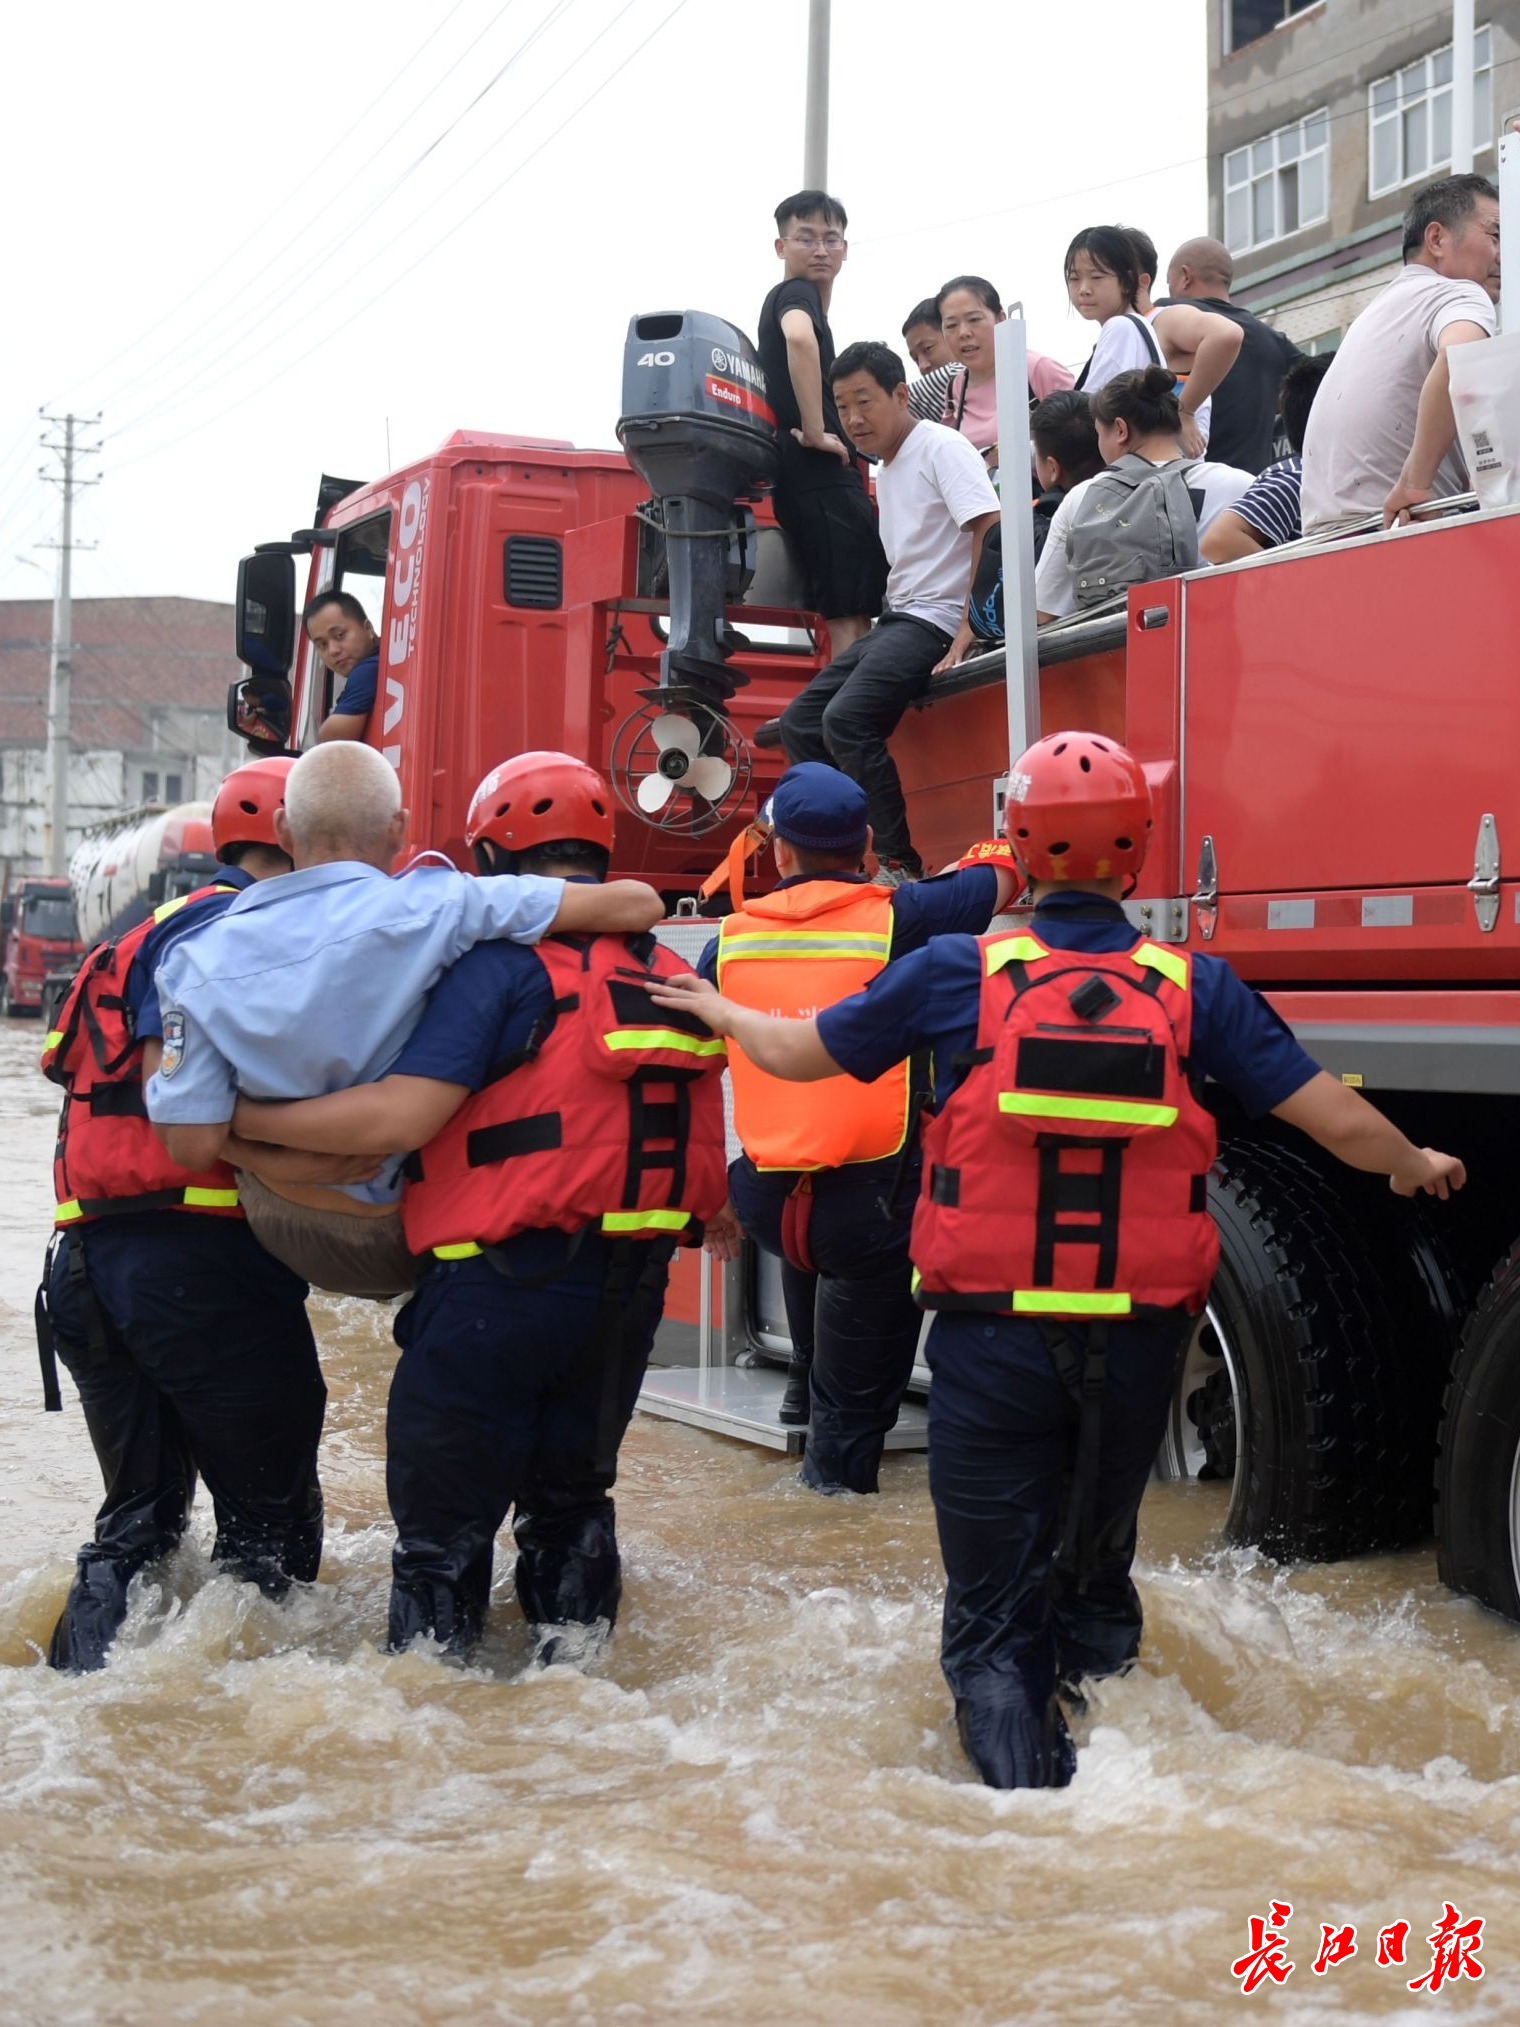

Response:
(1435, 1247), (1520, 1621)
(1154, 1140), (1439, 1561)
(0, 976), (9, 1018)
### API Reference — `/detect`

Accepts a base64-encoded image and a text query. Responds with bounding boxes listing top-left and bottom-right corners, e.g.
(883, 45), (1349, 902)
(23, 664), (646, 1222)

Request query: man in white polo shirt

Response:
(1302, 172), (1499, 535)
(778, 340), (999, 884)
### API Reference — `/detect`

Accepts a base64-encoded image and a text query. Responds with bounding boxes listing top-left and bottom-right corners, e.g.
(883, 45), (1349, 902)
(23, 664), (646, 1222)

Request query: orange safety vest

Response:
(41, 887), (244, 1227)
(716, 881), (912, 1171)
(911, 929), (1219, 1318)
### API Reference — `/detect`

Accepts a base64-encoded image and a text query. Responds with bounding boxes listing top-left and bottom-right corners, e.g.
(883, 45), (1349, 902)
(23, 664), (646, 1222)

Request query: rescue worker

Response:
(701, 761), (1018, 1490)
(647, 732), (1465, 1788)
(227, 753), (728, 1660)
(38, 757), (366, 1673)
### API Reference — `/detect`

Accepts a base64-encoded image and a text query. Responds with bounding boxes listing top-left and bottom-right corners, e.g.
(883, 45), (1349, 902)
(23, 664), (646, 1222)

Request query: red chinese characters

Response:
(1231, 1904), (1485, 1994)
(1232, 1903), (1295, 1993)
(1312, 1925), (1357, 1975)
(1408, 1905), (1484, 1992)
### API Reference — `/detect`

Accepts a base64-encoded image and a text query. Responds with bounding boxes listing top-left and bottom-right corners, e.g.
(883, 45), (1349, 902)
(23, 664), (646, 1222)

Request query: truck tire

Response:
(1435, 1247), (1520, 1621)
(1155, 1140), (1441, 1561)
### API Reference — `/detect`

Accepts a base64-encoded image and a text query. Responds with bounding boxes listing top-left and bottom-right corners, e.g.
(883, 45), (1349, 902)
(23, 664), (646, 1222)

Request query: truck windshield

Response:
(22, 896), (76, 940)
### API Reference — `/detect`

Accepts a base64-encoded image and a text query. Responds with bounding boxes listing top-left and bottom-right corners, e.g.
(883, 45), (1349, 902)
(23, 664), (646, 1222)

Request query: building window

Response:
(1227, 0), (1319, 55)
(141, 770), (159, 802)
(165, 772), (183, 804)
(1369, 26), (1494, 197)
(1224, 109), (1330, 254)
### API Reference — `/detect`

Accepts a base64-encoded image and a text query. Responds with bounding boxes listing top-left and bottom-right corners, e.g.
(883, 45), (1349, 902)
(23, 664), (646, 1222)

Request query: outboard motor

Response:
(613, 311), (778, 833)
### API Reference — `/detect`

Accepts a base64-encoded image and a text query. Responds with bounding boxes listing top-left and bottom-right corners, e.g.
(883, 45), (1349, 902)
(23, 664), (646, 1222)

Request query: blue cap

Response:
(769, 762), (870, 853)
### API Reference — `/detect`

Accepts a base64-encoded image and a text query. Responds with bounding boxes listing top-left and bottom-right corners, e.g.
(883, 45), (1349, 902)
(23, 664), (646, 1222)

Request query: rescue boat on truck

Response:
(226, 301), (1520, 1630)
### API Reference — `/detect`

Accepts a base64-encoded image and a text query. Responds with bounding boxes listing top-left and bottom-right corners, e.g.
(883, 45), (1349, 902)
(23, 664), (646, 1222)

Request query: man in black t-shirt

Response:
(757, 190), (887, 656)
(1161, 237), (1304, 473)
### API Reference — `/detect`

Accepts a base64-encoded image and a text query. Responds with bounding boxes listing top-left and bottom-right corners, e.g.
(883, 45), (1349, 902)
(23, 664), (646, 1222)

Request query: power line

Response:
(112, 0), (689, 475)
(95, 0), (543, 421)
(71, 0), (484, 406)
(107, 0), (579, 441)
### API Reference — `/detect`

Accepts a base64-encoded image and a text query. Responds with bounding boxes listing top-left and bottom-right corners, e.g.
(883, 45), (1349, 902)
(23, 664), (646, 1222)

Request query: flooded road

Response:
(2, 1016), (1518, 2023)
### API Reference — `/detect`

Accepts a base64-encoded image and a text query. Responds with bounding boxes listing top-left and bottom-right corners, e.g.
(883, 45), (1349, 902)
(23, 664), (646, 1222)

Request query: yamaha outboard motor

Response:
(613, 311), (778, 833)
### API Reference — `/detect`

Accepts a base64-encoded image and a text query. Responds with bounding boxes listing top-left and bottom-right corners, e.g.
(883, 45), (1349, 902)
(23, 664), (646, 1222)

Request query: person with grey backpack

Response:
(1034, 367), (1254, 620)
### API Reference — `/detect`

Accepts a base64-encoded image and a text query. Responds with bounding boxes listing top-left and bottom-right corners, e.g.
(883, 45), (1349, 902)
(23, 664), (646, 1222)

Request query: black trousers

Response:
(45, 1214), (324, 1672)
(925, 1309), (1191, 1789)
(777, 613), (950, 866)
(385, 1238), (671, 1655)
(730, 1156), (922, 1494)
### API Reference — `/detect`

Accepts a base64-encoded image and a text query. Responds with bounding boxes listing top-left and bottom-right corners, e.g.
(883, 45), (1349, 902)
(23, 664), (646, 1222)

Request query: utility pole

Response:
(38, 411), (101, 875)
(803, 0), (830, 188)
(1450, 0), (1475, 174)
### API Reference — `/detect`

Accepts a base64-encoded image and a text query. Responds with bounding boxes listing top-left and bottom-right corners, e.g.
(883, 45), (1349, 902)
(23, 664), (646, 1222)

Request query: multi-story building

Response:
(0, 596), (240, 879)
(1208, 0), (1520, 345)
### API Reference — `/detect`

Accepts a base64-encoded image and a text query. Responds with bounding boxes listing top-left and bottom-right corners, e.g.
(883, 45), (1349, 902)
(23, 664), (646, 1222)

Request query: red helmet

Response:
(465, 751), (616, 857)
(212, 756), (297, 862)
(1002, 732), (1152, 884)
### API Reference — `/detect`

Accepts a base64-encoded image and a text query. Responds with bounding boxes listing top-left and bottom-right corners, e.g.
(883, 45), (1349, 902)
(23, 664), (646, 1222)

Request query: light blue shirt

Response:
(145, 861), (563, 1203)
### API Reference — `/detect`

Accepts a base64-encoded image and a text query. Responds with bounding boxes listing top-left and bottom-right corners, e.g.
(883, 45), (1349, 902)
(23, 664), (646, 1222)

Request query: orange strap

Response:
(699, 818), (772, 912)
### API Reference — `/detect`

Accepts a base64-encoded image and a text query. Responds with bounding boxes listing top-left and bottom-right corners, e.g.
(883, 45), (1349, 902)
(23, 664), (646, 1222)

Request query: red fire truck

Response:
(1, 877), (82, 1018)
(227, 310), (1520, 1628)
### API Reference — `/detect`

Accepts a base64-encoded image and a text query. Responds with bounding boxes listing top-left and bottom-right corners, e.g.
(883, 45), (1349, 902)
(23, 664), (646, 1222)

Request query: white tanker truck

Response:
(39, 803), (221, 1026)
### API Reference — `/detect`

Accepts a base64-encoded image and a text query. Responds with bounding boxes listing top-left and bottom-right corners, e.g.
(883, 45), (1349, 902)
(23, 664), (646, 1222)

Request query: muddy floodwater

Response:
(2, 1019), (1519, 2023)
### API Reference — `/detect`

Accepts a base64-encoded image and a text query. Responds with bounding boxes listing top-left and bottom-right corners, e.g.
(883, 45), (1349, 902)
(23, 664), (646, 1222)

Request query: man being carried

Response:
(146, 742), (665, 1298)
(227, 754), (728, 1660)
(780, 342), (1000, 886)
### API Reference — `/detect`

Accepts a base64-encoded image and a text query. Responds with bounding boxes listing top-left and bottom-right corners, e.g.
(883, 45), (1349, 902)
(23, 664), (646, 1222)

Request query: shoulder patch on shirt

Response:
(160, 1011), (186, 1079)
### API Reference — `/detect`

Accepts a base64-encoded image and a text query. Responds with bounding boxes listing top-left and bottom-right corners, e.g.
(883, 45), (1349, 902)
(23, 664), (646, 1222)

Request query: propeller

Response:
(611, 698), (751, 837)
(634, 714), (736, 812)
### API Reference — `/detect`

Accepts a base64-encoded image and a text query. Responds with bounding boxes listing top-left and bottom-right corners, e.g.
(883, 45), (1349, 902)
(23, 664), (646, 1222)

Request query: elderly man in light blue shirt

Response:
(145, 743), (664, 1293)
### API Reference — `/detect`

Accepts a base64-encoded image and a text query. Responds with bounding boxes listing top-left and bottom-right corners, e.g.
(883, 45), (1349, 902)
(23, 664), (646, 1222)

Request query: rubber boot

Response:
(47, 1548), (146, 1674)
(778, 1351), (813, 1425)
(954, 1687), (1077, 1790)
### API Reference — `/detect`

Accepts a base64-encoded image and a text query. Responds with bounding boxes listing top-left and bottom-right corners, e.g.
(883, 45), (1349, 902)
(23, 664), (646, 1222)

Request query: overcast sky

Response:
(0, 0), (1206, 608)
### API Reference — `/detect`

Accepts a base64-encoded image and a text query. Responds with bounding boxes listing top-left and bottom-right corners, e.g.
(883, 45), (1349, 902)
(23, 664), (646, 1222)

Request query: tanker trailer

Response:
(39, 803), (221, 1026)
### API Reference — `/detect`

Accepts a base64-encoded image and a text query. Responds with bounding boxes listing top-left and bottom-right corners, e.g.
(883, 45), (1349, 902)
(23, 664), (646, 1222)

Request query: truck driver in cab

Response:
(306, 591), (380, 743)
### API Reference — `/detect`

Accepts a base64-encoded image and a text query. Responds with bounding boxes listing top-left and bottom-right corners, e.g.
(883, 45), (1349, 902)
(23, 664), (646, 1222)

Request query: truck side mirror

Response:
(235, 550), (297, 676)
(227, 676), (292, 755)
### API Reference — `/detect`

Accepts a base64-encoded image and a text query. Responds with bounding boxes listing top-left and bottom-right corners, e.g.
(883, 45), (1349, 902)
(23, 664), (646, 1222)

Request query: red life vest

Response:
(402, 932), (729, 1258)
(911, 929), (1219, 1318)
(41, 887), (245, 1228)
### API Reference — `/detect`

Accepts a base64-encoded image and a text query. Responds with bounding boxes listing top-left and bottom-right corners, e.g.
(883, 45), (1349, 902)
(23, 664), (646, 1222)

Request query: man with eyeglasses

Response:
(757, 190), (887, 661)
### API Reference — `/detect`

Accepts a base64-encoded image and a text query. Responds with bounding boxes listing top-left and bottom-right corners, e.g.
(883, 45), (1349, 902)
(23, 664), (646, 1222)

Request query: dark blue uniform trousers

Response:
(45, 1214), (324, 1673)
(385, 1237), (671, 1654)
(731, 1155), (922, 1494)
(925, 1309), (1191, 1788)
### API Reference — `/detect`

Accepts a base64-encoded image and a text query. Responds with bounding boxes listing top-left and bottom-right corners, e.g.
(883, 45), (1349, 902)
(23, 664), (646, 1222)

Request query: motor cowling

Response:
(616, 311), (778, 707)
